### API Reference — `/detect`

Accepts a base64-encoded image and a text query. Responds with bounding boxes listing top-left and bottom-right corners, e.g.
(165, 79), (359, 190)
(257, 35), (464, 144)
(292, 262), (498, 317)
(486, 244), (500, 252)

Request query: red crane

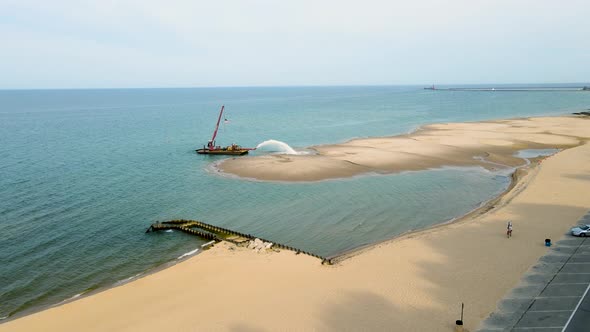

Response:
(196, 105), (254, 155)
(207, 105), (225, 150)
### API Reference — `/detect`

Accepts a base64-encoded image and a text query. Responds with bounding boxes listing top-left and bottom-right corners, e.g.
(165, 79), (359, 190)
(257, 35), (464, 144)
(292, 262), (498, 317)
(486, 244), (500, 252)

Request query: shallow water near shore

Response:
(515, 148), (560, 159)
(0, 85), (588, 319)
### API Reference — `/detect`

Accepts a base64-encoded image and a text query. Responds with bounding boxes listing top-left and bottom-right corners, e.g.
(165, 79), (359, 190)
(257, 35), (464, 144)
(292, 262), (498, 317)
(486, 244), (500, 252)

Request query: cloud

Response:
(1, 0), (589, 88)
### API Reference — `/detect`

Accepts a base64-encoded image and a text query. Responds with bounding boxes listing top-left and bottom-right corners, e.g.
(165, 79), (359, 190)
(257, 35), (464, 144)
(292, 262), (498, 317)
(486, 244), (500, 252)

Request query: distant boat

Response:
(424, 84), (436, 90)
(196, 105), (255, 155)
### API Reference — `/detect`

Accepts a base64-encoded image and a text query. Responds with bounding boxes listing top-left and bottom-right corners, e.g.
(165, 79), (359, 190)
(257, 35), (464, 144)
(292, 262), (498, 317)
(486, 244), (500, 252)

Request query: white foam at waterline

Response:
(57, 292), (85, 305)
(177, 248), (199, 259)
(164, 229), (173, 233)
(256, 139), (301, 155)
(113, 272), (144, 286)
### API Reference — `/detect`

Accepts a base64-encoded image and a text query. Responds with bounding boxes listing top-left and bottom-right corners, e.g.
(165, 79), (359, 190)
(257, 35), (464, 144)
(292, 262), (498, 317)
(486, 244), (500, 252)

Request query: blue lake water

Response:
(0, 85), (588, 319)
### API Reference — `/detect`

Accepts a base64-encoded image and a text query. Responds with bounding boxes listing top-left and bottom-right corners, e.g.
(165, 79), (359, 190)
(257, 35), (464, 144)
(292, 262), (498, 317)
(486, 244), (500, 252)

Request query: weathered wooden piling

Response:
(146, 219), (330, 264)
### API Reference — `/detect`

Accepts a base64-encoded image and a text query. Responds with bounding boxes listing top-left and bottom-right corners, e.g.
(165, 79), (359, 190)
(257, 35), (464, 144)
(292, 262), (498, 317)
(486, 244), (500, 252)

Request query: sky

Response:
(1, 0), (589, 89)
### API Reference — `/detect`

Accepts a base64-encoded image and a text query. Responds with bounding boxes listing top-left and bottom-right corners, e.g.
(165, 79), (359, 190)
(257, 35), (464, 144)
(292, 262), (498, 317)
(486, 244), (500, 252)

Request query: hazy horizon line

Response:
(1, 82), (589, 91)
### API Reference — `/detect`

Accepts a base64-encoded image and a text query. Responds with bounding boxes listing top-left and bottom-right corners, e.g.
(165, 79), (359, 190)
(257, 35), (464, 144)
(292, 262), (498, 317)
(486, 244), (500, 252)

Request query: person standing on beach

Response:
(507, 221), (513, 238)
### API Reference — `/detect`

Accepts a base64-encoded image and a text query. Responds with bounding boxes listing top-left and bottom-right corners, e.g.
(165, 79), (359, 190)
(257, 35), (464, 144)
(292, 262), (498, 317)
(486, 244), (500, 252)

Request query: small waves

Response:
(57, 292), (84, 305)
(114, 273), (144, 286)
(177, 248), (199, 260)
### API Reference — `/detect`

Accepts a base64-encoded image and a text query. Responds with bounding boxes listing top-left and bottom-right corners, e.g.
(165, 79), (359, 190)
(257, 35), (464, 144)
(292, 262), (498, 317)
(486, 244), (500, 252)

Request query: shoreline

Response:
(0, 244), (207, 324)
(327, 164), (525, 263)
(2, 166), (518, 323)
(2, 115), (590, 331)
(2, 167), (516, 323)
(219, 115), (587, 182)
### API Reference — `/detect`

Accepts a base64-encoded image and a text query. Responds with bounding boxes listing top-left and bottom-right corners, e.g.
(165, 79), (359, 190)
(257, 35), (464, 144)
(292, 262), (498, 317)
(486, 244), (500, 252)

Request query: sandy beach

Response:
(2, 115), (590, 331)
(220, 116), (588, 182)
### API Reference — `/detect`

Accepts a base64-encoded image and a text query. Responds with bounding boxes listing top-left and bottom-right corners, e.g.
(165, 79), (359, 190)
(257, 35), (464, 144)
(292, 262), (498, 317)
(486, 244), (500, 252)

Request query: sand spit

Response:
(219, 116), (590, 181)
(3, 116), (590, 331)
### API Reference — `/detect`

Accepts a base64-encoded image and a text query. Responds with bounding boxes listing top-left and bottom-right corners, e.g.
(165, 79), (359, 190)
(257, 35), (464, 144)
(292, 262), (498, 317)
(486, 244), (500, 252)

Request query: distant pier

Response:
(424, 85), (589, 92)
(146, 219), (331, 264)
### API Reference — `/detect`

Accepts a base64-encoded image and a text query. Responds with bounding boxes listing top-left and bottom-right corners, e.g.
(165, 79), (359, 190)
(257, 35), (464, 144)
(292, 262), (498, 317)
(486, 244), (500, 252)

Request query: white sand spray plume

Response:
(256, 140), (299, 155)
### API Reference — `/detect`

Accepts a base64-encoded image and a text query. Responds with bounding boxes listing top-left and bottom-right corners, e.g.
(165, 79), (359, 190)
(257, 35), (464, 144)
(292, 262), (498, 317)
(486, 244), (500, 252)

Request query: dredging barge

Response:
(196, 105), (255, 155)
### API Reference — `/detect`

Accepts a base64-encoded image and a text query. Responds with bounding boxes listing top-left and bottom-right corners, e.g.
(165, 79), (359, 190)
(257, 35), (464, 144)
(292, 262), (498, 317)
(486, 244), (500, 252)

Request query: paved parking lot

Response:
(478, 211), (590, 332)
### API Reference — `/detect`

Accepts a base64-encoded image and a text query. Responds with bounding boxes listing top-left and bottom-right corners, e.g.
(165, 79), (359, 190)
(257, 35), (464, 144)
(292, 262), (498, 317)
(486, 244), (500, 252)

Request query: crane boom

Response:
(210, 105), (225, 146)
(196, 105), (253, 155)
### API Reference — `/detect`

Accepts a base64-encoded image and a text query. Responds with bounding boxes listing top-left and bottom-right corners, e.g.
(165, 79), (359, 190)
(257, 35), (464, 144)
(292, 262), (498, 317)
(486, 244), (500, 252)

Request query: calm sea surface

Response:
(1, 85), (588, 319)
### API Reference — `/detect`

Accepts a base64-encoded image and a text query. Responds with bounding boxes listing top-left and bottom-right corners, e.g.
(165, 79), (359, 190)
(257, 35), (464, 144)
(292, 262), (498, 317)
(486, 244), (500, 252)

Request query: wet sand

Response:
(219, 116), (589, 182)
(2, 115), (590, 331)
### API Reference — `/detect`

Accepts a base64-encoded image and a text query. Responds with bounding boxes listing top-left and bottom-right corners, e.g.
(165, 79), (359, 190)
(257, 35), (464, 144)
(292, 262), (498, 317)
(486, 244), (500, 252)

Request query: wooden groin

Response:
(146, 219), (332, 264)
(146, 222), (220, 242)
